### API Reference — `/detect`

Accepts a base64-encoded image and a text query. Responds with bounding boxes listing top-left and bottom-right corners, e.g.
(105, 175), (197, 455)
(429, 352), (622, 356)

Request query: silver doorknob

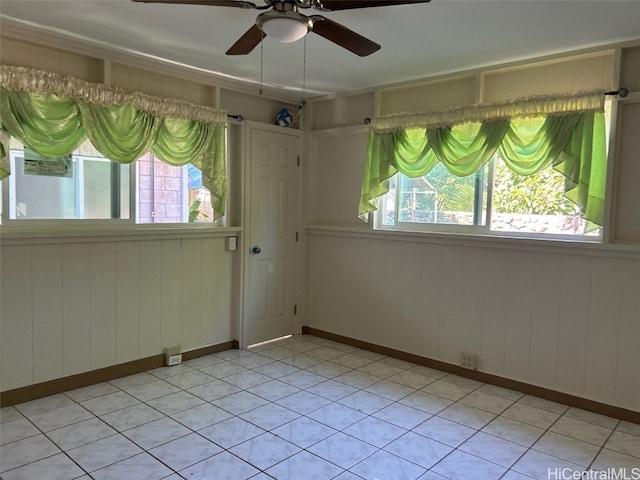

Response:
(251, 246), (262, 254)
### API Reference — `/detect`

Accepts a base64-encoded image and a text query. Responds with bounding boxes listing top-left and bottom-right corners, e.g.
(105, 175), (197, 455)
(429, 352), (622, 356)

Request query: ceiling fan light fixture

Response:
(257, 11), (312, 43)
(262, 17), (308, 42)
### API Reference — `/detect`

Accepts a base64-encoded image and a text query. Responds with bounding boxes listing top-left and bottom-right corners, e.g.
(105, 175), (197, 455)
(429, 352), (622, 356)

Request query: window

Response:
(377, 155), (600, 239)
(0, 65), (228, 226)
(1, 139), (216, 225)
(136, 153), (215, 224)
(363, 91), (608, 241)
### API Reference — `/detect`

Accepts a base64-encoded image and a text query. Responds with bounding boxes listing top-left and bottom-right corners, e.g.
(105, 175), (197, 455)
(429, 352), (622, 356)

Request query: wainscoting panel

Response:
(306, 229), (640, 412)
(0, 234), (237, 392)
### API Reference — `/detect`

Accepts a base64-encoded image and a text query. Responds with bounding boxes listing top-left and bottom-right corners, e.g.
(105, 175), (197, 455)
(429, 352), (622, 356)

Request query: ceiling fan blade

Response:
(310, 16), (380, 57)
(131, 0), (256, 8)
(226, 24), (265, 55)
(318, 0), (430, 10)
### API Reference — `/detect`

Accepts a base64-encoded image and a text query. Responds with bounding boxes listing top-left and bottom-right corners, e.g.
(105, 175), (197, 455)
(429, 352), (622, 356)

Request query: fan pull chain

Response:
(259, 30), (265, 96)
(295, 35), (307, 122)
(302, 35), (307, 102)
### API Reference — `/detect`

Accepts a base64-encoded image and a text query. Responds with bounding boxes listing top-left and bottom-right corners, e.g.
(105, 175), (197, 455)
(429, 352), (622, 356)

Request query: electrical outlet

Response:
(460, 352), (478, 370)
(163, 345), (182, 366)
(168, 354), (182, 366)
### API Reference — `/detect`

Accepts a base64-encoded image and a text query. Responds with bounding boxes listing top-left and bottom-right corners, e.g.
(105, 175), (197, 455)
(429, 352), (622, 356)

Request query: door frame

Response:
(239, 120), (303, 349)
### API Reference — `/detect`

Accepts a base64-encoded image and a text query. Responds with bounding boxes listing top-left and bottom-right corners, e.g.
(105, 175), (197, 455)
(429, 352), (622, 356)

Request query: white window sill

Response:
(0, 223), (242, 245)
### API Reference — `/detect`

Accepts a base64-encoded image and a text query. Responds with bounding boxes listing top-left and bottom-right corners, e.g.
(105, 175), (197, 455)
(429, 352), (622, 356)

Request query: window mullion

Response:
(483, 158), (495, 233)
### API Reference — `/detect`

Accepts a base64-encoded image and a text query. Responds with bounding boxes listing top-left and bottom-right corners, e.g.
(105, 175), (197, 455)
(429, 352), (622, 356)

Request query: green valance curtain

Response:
(0, 66), (228, 218)
(360, 91), (607, 226)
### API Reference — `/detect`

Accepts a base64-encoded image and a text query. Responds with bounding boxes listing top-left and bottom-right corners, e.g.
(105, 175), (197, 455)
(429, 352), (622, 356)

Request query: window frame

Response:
(374, 157), (603, 243)
(0, 139), (229, 230)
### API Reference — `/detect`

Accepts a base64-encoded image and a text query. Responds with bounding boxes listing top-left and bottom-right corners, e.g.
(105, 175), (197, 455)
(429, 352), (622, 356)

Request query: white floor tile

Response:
(265, 450), (343, 480)
(437, 403), (496, 429)
(91, 451), (173, 480)
(350, 449), (426, 480)
(67, 433), (142, 472)
(413, 415), (476, 448)
(532, 431), (600, 467)
(458, 431), (527, 468)
(563, 407), (620, 429)
(343, 416), (407, 448)
(501, 402), (561, 429)
(512, 449), (583, 480)
(591, 448), (640, 470)
(121, 416), (191, 450)
(458, 390), (515, 414)
(163, 370), (216, 390)
(275, 390), (331, 414)
(0, 434), (61, 473)
(230, 432), (300, 470)
(337, 390), (394, 415)
(252, 360), (300, 378)
(364, 379), (416, 402)
(222, 370), (272, 389)
(481, 416), (545, 447)
(306, 379), (359, 401)
(122, 380), (182, 403)
(399, 390), (453, 414)
(384, 431), (452, 469)
(80, 391), (140, 416)
(198, 417), (265, 449)
(279, 370), (327, 389)
(186, 378), (242, 401)
(549, 415), (613, 446)
(170, 402), (233, 431)
(307, 402), (367, 430)
(179, 451), (260, 480)
(211, 391), (269, 415)
(0, 452), (85, 480)
(148, 432), (222, 471)
(308, 432), (377, 469)
(422, 379), (474, 401)
(604, 430), (640, 459)
(247, 379), (301, 402)
(65, 382), (120, 403)
(432, 449), (507, 480)
(373, 403), (432, 430)
(99, 403), (165, 431)
(0, 417), (40, 446)
(146, 390), (205, 415)
(270, 416), (338, 449)
(0, 407), (24, 425)
(239, 403), (300, 430)
(13, 394), (74, 417)
(46, 417), (117, 450)
(25, 403), (94, 432)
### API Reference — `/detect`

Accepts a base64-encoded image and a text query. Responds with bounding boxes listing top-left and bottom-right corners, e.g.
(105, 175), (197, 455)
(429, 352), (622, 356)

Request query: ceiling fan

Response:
(131, 0), (431, 57)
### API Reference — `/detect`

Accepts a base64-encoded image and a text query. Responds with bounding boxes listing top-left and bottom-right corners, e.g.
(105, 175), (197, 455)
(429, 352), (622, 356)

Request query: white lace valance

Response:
(371, 90), (606, 133)
(0, 65), (228, 126)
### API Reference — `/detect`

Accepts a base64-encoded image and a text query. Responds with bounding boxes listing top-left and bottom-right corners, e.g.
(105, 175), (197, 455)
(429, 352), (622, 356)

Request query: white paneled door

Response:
(244, 125), (301, 346)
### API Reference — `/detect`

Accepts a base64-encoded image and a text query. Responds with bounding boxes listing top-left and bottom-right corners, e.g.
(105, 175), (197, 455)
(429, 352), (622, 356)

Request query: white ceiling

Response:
(2, 0), (640, 98)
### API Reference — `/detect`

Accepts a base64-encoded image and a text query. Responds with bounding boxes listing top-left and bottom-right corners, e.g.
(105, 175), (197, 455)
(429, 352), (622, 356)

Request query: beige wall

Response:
(305, 48), (640, 412)
(0, 33), (287, 391)
(1, 234), (236, 390)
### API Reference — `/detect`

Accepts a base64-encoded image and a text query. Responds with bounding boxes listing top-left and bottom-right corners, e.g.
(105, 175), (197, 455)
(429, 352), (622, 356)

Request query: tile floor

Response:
(1, 334), (639, 480)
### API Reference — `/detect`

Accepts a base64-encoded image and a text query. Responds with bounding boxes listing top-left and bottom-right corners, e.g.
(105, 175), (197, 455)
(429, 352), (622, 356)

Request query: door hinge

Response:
(297, 156), (300, 167)
(294, 304), (298, 315)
